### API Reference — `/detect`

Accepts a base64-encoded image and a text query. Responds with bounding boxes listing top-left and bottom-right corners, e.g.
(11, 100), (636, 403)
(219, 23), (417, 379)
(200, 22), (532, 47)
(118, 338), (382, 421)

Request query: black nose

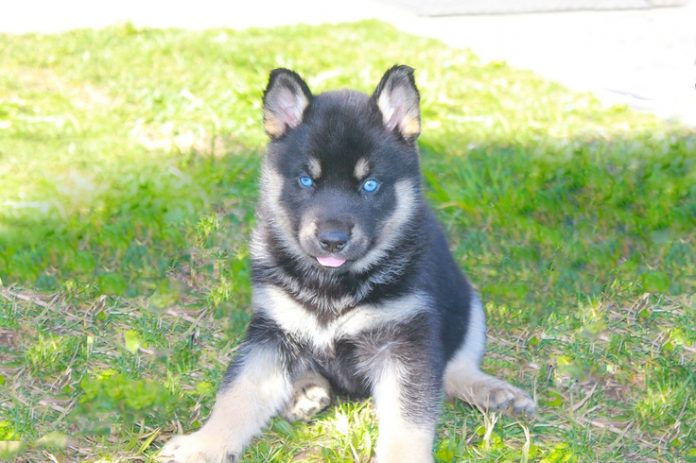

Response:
(317, 230), (349, 253)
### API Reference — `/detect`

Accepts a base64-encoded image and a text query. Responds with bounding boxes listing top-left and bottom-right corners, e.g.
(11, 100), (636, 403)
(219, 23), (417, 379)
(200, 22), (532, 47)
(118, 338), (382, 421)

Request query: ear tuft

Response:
(372, 65), (421, 141)
(263, 69), (312, 138)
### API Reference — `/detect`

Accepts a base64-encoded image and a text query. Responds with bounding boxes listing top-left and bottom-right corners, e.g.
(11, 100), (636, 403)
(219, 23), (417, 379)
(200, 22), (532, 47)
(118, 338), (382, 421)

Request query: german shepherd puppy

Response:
(160, 65), (535, 463)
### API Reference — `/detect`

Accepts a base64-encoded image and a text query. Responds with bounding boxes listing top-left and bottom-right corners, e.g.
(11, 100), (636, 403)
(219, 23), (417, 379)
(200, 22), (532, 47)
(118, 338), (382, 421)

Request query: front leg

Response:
(159, 320), (297, 463)
(368, 320), (443, 463)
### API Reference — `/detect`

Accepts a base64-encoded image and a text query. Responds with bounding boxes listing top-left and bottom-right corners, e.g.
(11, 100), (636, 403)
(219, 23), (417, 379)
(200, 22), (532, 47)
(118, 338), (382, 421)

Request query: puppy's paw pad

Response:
(285, 382), (332, 422)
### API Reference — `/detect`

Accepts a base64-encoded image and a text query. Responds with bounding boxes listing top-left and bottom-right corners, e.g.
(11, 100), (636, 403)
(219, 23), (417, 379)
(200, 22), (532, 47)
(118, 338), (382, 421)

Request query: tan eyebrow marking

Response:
(354, 157), (370, 180)
(308, 157), (321, 178)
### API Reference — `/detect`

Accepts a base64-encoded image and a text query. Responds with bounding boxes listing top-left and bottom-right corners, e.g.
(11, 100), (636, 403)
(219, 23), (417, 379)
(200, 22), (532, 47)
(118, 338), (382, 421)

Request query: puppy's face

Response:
(259, 66), (423, 272)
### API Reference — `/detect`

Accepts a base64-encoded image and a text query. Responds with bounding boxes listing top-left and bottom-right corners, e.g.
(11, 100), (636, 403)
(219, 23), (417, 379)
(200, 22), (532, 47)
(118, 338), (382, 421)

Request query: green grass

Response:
(0, 20), (694, 462)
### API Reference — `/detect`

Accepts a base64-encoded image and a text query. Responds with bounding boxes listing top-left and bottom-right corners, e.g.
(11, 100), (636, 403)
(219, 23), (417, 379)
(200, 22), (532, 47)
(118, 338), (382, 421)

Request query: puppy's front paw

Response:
(158, 431), (236, 463)
(284, 378), (331, 422)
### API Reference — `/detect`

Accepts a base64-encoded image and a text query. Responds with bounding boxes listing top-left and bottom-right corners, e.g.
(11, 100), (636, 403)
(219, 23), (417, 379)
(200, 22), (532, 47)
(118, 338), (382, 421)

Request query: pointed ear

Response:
(372, 65), (421, 141)
(262, 68), (312, 138)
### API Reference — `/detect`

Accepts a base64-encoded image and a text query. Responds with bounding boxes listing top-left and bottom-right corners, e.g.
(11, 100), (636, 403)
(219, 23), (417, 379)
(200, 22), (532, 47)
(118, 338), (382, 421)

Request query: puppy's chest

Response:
(254, 284), (428, 353)
(260, 289), (372, 352)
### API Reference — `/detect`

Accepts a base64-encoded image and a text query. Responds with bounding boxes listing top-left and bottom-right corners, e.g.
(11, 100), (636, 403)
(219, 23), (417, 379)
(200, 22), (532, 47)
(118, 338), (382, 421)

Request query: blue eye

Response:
(361, 178), (381, 193)
(298, 175), (314, 189)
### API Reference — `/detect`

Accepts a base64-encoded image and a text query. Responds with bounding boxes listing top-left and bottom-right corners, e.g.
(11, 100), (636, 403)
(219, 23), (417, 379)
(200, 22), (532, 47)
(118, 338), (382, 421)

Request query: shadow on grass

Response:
(2, 132), (693, 320)
(1, 148), (259, 303)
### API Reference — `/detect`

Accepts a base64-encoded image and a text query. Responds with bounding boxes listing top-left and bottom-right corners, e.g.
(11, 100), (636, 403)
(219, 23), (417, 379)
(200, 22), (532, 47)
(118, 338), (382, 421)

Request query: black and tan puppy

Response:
(160, 65), (535, 463)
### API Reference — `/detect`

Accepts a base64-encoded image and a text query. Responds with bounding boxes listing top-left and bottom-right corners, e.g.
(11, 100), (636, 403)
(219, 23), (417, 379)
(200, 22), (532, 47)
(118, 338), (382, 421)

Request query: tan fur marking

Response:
(263, 110), (286, 137)
(352, 179), (417, 273)
(354, 157), (370, 180)
(401, 116), (421, 138)
(259, 164), (306, 257)
(308, 157), (321, 178)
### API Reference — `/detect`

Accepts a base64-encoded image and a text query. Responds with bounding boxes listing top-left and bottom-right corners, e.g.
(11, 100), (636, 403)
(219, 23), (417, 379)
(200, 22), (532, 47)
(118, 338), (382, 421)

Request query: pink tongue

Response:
(316, 256), (347, 268)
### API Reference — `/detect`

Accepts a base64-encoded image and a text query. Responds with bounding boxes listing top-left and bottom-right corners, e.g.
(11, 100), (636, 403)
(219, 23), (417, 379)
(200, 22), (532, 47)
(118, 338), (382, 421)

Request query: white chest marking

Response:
(254, 284), (429, 351)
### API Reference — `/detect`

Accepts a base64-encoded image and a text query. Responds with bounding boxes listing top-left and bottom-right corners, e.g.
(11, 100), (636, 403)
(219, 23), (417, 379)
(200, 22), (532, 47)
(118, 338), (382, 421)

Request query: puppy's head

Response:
(259, 66), (422, 272)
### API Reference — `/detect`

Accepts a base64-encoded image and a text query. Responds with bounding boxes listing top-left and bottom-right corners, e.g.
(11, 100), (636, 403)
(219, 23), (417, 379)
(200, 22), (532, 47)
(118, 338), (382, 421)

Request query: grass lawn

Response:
(0, 20), (694, 462)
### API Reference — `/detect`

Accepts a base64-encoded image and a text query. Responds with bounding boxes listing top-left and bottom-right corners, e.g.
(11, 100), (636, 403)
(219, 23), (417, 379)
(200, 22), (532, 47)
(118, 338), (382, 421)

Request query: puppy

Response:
(159, 65), (535, 463)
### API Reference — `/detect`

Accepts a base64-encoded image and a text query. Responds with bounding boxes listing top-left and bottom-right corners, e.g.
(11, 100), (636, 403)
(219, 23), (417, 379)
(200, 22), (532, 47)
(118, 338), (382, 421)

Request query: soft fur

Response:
(159, 65), (535, 463)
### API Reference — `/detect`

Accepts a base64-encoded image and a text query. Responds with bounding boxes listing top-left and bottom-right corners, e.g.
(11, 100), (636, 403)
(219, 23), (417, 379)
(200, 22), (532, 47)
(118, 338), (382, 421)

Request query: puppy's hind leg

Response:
(283, 371), (332, 422)
(444, 295), (536, 414)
